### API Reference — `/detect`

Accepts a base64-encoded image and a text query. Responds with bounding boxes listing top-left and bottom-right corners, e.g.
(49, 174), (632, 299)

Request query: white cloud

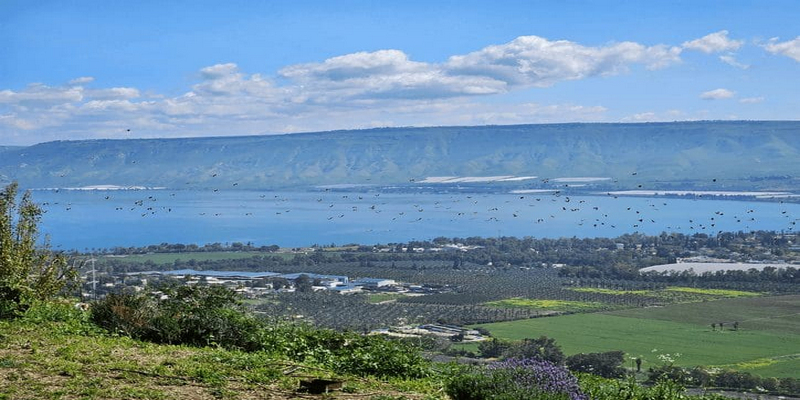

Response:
(739, 96), (765, 104)
(683, 30), (743, 53)
(86, 87), (141, 100)
(3, 34), (746, 145)
(280, 49), (507, 99)
(445, 36), (681, 88)
(68, 77), (95, 85)
(276, 35), (682, 101)
(280, 50), (428, 82)
(700, 88), (735, 100)
(0, 83), (84, 105)
(622, 112), (658, 122)
(719, 54), (749, 69)
(763, 37), (800, 62)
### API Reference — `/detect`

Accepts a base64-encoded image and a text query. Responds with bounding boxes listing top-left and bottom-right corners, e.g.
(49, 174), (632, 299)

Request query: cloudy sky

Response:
(1, 0), (799, 145)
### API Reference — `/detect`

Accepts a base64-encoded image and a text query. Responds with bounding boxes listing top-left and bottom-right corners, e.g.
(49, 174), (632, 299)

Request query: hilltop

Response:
(1, 121), (799, 190)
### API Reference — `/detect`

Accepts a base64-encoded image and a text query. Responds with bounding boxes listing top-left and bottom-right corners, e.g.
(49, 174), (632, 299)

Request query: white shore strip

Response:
(33, 185), (167, 191)
(606, 190), (792, 197)
(552, 177), (611, 182)
(510, 189), (560, 194)
(641, 262), (795, 273)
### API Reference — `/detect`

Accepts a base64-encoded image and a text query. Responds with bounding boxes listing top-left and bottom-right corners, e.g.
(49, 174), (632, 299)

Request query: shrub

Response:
(92, 285), (264, 350)
(478, 337), (511, 358)
(0, 182), (76, 318)
(446, 358), (587, 400)
(566, 351), (626, 378)
(501, 336), (565, 365)
(648, 365), (690, 385)
(577, 374), (729, 400)
(330, 334), (430, 378)
(92, 285), (431, 379)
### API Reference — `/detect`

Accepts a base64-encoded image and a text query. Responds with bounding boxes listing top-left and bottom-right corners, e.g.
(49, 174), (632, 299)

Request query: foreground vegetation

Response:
(0, 301), (437, 399)
(1, 300), (762, 400)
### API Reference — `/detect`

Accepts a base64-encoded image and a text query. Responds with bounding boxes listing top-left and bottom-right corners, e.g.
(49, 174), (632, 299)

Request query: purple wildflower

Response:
(488, 358), (588, 400)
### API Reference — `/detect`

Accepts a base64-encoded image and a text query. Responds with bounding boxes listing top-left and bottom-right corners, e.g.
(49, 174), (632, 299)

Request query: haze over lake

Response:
(32, 189), (799, 250)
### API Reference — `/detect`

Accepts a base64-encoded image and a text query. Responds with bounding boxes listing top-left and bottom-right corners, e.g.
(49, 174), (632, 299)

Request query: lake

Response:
(29, 189), (800, 250)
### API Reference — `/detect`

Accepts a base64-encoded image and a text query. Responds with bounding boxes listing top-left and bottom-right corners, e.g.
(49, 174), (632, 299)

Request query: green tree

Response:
(294, 274), (313, 292)
(565, 350), (626, 378)
(0, 182), (75, 317)
(502, 336), (565, 364)
(478, 337), (511, 358)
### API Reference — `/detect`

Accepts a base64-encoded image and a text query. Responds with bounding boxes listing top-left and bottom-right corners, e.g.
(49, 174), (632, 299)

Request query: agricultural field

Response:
(365, 293), (406, 303)
(663, 287), (761, 298)
(570, 288), (651, 296)
(484, 298), (609, 313)
(472, 295), (800, 378)
(606, 295), (800, 337)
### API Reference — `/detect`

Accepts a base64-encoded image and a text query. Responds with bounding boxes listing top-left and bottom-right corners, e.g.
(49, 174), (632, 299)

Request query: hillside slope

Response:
(1, 121), (799, 189)
(0, 306), (431, 399)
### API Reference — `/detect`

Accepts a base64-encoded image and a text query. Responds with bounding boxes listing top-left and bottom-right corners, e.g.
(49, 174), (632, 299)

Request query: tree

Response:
(478, 337), (510, 358)
(295, 274), (313, 292)
(566, 351), (626, 378)
(502, 336), (565, 365)
(0, 182), (76, 317)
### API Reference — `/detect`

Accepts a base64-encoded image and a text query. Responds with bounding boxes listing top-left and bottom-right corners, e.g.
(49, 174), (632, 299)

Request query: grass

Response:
(718, 355), (800, 378)
(664, 287), (761, 298)
(473, 295), (800, 378)
(365, 293), (405, 304)
(570, 288), (651, 295)
(569, 286), (761, 300)
(0, 302), (440, 400)
(606, 295), (800, 335)
(484, 298), (608, 312)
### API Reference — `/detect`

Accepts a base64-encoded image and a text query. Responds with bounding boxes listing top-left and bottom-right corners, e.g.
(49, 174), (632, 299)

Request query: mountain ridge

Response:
(1, 121), (799, 190)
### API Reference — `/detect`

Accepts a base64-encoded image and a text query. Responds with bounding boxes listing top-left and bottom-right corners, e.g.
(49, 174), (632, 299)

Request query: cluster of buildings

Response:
(371, 324), (487, 342)
(116, 269), (440, 298)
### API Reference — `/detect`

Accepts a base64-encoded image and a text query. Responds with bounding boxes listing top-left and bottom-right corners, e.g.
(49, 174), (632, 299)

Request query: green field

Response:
(473, 295), (800, 378)
(569, 286), (761, 299)
(485, 298), (608, 312)
(100, 251), (291, 264)
(664, 287), (761, 298)
(570, 287), (651, 295)
(365, 293), (405, 303)
(606, 295), (800, 334)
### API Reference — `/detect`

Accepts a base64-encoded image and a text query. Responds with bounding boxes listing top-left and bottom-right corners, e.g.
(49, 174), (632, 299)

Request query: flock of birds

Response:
(37, 171), (799, 236)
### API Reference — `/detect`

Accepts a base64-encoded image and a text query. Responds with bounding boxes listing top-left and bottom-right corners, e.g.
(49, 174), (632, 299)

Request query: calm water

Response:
(30, 189), (800, 250)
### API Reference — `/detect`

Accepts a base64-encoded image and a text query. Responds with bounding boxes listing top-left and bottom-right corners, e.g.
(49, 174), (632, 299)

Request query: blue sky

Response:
(1, 0), (799, 145)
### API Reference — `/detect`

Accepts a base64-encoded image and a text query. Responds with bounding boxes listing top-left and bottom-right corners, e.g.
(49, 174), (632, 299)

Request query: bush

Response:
(446, 358), (587, 400)
(578, 374), (730, 400)
(713, 370), (759, 390)
(330, 334), (430, 378)
(648, 365), (690, 385)
(92, 285), (431, 379)
(566, 351), (626, 378)
(0, 182), (75, 318)
(501, 336), (565, 365)
(92, 285), (264, 350)
(478, 337), (511, 358)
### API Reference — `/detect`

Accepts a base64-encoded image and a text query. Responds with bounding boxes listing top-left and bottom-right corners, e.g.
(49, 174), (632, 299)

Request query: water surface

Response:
(31, 190), (800, 250)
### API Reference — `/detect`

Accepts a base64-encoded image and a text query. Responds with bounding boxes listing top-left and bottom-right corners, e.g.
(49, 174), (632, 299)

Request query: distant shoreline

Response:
(31, 185), (167, 191)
